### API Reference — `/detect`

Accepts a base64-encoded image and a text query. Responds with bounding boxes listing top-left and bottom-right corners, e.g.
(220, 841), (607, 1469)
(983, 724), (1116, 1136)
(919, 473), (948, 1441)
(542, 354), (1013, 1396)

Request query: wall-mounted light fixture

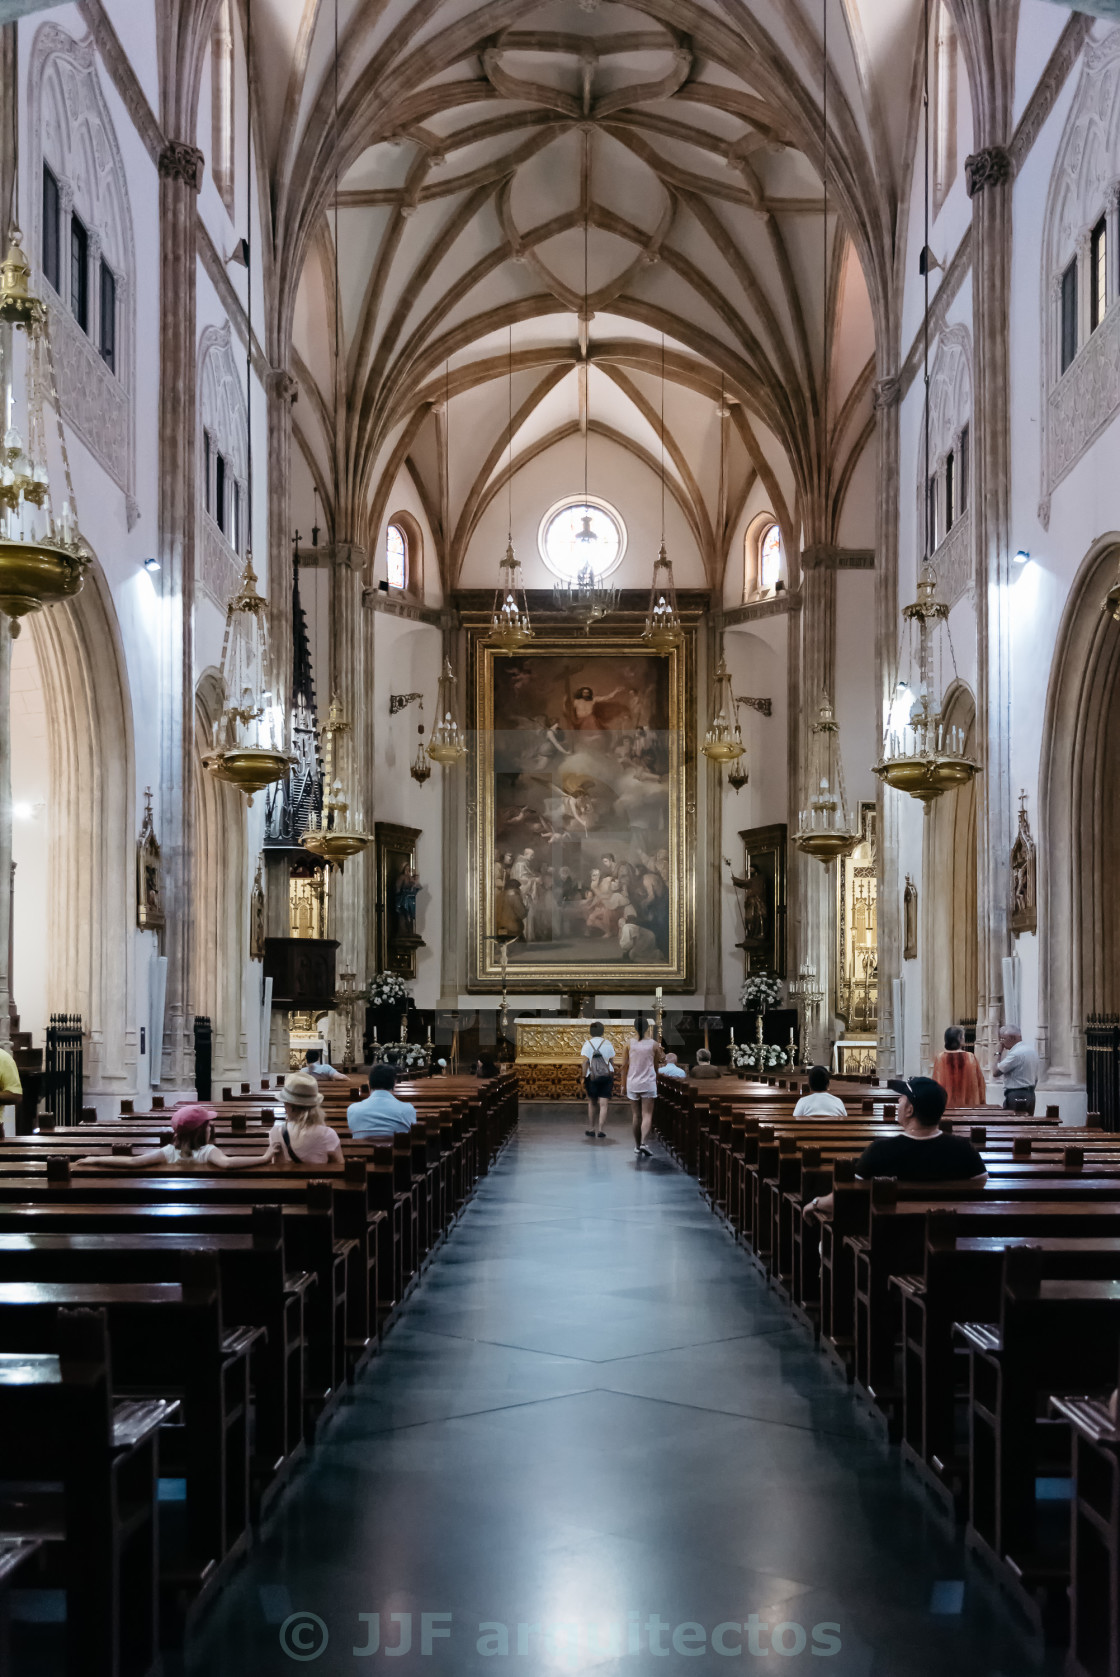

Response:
(143, 556), (161, 574)
(1012, 549), (1030, 566)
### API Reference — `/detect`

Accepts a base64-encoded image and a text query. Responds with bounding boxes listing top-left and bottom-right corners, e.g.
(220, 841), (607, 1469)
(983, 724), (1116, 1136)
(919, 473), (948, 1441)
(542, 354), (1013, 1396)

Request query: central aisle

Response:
(185, 1108), (1045, 1676)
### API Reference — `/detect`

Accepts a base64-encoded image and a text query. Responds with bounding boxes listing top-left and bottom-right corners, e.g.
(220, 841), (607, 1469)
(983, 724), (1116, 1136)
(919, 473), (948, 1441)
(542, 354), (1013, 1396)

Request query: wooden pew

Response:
(0, 1309), (175, 1674)
(957, 1246), (1120, 1635)
(1050, 1370), (1120, 1677)
(0, 1259), (261, 1625)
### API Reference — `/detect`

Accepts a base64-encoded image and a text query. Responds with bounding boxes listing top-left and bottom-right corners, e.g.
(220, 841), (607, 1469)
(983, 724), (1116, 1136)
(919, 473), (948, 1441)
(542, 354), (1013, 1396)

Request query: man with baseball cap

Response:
(806, 1075), (985, 1218)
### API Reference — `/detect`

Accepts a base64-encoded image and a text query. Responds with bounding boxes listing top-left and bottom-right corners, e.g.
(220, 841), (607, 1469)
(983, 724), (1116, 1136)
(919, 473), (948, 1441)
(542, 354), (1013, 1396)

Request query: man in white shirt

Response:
(792, 1066), (848, 1118)
(995, 1026), (1040, 1114)
(305, 1048), (347, 1082)
(347, 1065), (418, 1137)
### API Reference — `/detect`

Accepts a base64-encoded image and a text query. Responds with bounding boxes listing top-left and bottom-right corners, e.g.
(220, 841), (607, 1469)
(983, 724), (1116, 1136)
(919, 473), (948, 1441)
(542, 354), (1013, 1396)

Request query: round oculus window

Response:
(537, 496), (626, 581)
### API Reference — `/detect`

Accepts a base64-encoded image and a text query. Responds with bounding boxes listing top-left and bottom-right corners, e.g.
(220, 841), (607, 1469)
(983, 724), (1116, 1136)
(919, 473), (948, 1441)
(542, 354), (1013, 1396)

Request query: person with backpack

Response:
(580, 1022), (615, 1137)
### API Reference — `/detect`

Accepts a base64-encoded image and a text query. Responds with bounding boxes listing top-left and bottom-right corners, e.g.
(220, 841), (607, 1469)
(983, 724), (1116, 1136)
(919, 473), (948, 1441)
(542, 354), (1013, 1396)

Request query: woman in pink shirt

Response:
(621, 1014), (663, 1158)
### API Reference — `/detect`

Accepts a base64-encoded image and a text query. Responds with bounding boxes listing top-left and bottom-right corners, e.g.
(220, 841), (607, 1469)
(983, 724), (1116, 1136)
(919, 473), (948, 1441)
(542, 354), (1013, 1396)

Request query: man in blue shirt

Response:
(347, 1064), (418, 1137)
(660, 1052), (687, 1079)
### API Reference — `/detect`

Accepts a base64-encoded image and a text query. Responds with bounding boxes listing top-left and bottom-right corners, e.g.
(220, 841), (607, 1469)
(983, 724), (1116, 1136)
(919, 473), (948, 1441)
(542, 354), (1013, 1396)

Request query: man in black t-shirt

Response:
(806, 1075), (986, 1218)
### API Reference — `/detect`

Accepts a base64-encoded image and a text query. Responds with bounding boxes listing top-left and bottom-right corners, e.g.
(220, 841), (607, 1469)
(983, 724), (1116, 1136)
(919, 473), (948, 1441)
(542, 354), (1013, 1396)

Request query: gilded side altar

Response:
(513, 1018), (632, 1100)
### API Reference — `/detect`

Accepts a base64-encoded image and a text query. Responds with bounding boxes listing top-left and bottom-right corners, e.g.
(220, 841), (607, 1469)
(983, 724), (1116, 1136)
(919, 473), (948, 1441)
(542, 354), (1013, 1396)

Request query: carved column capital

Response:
(873, 375), (901, 411)
(158, 142), (205, 192)
(269, 367), (299, 404)
(329, 542), (367, 572)
(965, 146), (1012, 198)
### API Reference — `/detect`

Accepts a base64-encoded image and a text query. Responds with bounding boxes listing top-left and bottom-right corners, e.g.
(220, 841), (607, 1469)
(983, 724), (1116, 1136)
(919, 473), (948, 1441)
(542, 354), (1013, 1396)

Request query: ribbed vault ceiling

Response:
(256, 0), (924, 590)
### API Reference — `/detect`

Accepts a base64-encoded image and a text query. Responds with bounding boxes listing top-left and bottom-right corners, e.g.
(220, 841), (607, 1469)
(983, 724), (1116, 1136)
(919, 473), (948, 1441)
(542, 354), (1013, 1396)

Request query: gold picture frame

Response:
(468, 630), (694, 992)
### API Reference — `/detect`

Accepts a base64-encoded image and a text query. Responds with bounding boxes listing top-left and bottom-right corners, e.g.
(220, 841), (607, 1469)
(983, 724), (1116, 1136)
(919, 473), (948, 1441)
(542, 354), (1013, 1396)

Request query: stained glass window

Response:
(759, 523), (781, 592)
(387, 524), (408, 591)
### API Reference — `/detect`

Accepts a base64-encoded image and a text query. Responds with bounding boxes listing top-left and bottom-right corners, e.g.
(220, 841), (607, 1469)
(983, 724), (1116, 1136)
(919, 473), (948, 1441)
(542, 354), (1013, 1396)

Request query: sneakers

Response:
(637, 1144), (652, 1158)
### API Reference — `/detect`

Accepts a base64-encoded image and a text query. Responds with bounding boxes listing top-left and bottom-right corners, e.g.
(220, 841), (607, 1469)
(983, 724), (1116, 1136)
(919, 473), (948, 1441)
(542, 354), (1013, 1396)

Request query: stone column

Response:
(156, 140), (204, 1089)
(967, 145), (1015, 1074)
(267, 369), (298, 702)
(796, 546), (838, 1064)
(873, 374), (902, 1072)
(326, 543), (368, 1048)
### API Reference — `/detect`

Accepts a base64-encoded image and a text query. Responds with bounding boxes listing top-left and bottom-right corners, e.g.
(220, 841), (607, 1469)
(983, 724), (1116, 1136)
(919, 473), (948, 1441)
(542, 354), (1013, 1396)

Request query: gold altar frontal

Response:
(513, 1018), (632, 1101)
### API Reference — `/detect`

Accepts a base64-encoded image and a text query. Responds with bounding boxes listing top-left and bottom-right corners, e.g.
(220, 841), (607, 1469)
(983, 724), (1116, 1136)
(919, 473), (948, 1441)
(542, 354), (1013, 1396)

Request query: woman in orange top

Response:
(931, 1026), (987, 1109)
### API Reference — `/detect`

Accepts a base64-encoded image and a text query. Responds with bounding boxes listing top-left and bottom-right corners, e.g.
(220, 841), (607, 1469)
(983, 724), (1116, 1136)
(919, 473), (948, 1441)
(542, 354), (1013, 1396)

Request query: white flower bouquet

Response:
(368, 970), (409, 1008)
(739, 969), (783, 1011)
(731, 1040), (793, 1071)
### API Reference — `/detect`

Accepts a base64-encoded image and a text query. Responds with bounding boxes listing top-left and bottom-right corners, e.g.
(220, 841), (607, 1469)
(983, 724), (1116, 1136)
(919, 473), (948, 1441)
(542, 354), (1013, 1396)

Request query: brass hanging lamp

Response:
(0, 229), (91, 631)
(202, 557), (293, 800)
(427, 656), (467, 764)
(300, 697), (373, 864)
(487, 327), (533, 652)
(794, 693), (859, 860)
(701, 654), (744, 763)
(871, 0), (977, 805)
(202, 0), (291, 803)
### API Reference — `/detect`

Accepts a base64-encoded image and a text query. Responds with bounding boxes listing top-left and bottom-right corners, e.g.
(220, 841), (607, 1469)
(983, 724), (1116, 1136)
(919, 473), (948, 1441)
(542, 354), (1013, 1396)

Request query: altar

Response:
(513, 1017), (633, 1101)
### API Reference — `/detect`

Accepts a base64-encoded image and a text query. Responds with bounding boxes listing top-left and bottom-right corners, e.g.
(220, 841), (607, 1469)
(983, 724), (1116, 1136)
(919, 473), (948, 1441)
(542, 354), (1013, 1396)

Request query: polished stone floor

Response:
(182, 1106), (1055, 1676)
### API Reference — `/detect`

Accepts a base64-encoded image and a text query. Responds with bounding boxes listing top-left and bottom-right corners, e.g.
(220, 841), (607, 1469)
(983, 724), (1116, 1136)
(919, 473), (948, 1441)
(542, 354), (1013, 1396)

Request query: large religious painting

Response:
(469, 634), (694, 991)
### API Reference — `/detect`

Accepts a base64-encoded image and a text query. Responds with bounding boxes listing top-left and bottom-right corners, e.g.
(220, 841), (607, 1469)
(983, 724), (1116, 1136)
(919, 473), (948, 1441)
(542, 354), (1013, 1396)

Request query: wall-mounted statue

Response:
(903, 874), (918, 961)
(136, 789), (163, 931)
(1010, 791), (1037, 934)
(250, 858), (266, 960)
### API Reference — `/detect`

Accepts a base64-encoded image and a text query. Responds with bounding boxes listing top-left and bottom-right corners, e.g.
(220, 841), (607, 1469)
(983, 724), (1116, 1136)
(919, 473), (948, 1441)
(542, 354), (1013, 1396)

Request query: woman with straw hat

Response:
(265, 1071), (344, 1167)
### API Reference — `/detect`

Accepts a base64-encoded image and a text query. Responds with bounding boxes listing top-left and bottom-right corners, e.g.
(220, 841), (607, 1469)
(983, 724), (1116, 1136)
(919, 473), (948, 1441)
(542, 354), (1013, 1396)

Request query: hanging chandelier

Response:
(873, 562), (978, 801)
(874, 0), (978, 806)
(489, 540), (533, 651)
(410, 722), (432, 784)
(203, 557), (293, 801)
(795, 694), (859, 860)
(300, 697), (373, 865)
(487, 327), (533, 652)
(643, 334), (681, 648)
(427, 656), (467, 764)
(0, 231), (90, 632)
(701, 655), (744, 763)
(554, 204), (618, 633)
(643, 542), (681, 647)
(726, 757), (749, 792)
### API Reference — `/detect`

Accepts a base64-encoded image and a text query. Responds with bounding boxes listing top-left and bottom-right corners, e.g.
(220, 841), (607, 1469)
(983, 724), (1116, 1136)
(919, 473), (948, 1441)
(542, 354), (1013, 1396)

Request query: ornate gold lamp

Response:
(487, 541), (533, 651)
(427, 656), (467, 764)
(643, 542), (681, 648)
(0, 230), (90, 632)
(795, 694), (859, 861)
(300, 697), (372, 866)
(701, 655), (744, 764)
(202, 557), (292, 802)
(872, 563), (978, 803)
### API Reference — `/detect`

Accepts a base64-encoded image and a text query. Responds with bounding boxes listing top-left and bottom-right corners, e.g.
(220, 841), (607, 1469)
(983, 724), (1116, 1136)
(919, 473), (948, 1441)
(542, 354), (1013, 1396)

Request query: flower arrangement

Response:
(739, 969), (783, 1012)
(386, 1042), (429, 1072)
(368, 970), (409, 1009)
(731, 1040), (794, 1071)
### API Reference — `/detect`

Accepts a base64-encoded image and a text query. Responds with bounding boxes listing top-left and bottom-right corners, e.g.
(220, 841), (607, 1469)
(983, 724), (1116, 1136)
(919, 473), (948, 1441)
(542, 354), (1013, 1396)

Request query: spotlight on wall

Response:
(378, 579), (389, 593)
(918, 245), (943, 276)
(143, 557), (161, 574)
(227, 238), (250, 268)
(12, 803), (33, 820)
(1012, 549), (1030, 566)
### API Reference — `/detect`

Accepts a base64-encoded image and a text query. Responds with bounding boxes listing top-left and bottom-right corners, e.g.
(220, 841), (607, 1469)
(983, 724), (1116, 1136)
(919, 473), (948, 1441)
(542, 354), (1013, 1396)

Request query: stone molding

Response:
(159, 140), (204, 191)
(28, 21), (137, 520)
(1039, 29), (1120, 524)
(800, 545), (875, 570)
(872, 376), (900, 410)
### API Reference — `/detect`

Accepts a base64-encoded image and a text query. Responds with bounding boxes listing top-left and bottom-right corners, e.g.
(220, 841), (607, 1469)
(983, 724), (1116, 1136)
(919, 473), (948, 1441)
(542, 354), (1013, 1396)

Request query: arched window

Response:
(932, 1), (958, 215)
(386, 524), (408, 591)
(759, 524), (782, 592)
(744, 514), (782, 599)
(211, 0), (235, 214)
